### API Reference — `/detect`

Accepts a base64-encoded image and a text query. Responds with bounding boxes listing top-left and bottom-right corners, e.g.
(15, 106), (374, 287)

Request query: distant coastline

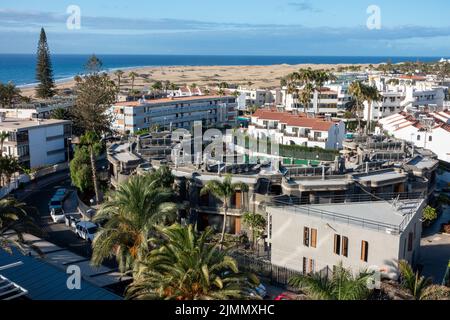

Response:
(0, 54), (446, 87)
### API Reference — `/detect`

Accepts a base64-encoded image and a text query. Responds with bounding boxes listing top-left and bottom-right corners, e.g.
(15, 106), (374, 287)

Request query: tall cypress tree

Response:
(35, 28), (55, 98)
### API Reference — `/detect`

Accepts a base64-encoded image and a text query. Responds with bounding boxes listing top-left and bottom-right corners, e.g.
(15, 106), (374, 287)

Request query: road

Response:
(23, 177), (93, 258)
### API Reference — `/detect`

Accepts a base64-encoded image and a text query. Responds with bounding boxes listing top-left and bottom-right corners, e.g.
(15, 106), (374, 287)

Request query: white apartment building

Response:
(364, 76), (446, 121)
(110, 95), (238, 134)
(229, 88), (276, 108)
(378, 109), (450, 163)
(248, 109), (346, 150)
(283, 84), (352, 116)
(268, 198), (426, 279)
(0, 116), (72, 169)
(166, 86), (203, 97)
(0, 96), (75, 119)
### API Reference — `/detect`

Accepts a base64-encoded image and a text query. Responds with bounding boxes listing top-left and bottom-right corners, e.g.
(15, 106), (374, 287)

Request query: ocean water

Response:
(0, 54), (445, 86)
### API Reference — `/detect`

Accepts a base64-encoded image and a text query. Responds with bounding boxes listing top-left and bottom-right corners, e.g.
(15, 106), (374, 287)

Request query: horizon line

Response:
(0, 53), (448, 58)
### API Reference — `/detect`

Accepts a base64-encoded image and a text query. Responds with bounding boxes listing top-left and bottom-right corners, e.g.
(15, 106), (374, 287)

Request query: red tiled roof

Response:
(398, 75), (427, 81)
(252, 109), (337, 131)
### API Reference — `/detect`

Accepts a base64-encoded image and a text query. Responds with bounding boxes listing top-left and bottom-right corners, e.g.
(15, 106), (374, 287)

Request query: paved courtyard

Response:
(419, 205), (450, 284)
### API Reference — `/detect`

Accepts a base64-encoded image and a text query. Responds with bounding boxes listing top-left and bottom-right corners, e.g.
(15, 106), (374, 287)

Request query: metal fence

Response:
(231, 253), (304, 287)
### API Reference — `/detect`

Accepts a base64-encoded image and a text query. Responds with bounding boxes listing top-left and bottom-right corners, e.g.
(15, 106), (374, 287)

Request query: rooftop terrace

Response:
(269, 197), (425, 235)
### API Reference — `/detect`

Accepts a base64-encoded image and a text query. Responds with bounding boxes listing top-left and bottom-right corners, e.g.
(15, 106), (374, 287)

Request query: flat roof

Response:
(0, 249), (121, 300)
(114, 95), (234, 107)
(354, 171), (407, 183)
(270, 199), (424, 233)
(0, 118), (70, 131)
(109, 143), (141, 162)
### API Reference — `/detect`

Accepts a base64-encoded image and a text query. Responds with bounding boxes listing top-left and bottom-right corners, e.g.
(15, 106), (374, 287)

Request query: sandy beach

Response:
(20, 63), (374, 98)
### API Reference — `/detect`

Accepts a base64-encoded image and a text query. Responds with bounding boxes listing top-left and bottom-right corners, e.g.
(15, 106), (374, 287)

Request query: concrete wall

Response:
(268, 203), (423, 279)
(28, 124), (66, 168)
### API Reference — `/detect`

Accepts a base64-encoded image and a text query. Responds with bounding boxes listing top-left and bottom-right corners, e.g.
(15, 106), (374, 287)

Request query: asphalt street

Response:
(23, 177), (93, 258)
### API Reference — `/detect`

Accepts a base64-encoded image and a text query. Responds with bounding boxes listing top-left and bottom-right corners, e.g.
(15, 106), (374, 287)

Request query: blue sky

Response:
(1, 0), (450, 55)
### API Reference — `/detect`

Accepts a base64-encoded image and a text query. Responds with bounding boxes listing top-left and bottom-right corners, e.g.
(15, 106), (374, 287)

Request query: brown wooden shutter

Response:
(334, 234), (341, 255)
(342, 236), (349, 257)
(361, 241), (369, 262)
(235, 191), (242, 209)
(303, 227), (310, 247)
(311, 229), (317, 248)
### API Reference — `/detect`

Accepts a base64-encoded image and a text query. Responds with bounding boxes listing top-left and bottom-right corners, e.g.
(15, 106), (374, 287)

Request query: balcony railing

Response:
(268, 192), (424, 234)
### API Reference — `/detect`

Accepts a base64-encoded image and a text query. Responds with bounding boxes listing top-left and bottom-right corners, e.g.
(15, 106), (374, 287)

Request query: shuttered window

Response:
(311, 229), (317, 248)
(303, 227), (310, 247)
(342, 236), (349, 257)
(361, 241), (369, 262)
(334, 234), (341, 255)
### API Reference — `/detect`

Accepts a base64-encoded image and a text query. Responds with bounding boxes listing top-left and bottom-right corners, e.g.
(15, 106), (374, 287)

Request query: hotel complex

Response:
(110, 95), (238, 134)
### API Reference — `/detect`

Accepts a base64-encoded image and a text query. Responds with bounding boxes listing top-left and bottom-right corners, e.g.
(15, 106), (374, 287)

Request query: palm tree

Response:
(0, 131), (9, 158)
(362, 85), (381, 134)
(0, 82), (22, 108)
(0, 155), (20, 187)
(300, 83), (314, 113)
(397, 260), (434, 300)
(114, 70), (124, 96)
(169, 83), (178, 91)
(348, 81), (365, 132)
(242, 212), (266, 250)
(149, 165), (174, 189)
(91, 174), (177, 273)
(289, 262), (374, 300)
(126, 224), (260, 300)
(0, 198), (42, 254)
(80, 131), (102, 204)
(50, 107), (71, 120)
(129, 71), (139, 94)
(200, 174), (249, 250)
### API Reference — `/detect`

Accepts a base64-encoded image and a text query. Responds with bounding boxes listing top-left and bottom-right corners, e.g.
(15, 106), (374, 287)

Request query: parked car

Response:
(274, 292), (297, 300)
(65, 213), (82, 229)
(48, 196), (64, 212)
(255, 284), (267, 298)
(50, 207), (65, 223)
(75, 221), (99, 243)
(54, 188), (69, 199)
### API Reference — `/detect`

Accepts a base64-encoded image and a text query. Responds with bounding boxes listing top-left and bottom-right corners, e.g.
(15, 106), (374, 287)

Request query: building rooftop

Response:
(0, 118), (71, 131)
(269, 198), (424, 234)
(108, 143), (141, 163)
(0, 248), (121, 300)
(251, 109), (339, 132)
(114, 94), (234, 107)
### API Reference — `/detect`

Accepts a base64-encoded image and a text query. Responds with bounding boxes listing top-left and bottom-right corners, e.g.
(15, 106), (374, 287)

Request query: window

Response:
(303, 257), (315, 274)
(342, 236), (349, 257)
(311, 229), (317, 248)
(408, 233), (413, 252)
(429, 136), (432, 142)
(361, 241), (369, 262)
(303, 227), (317, 248)
(303, 227), (310, 247)
(417, 135), (421, 141)
(334, 234), (341, 255)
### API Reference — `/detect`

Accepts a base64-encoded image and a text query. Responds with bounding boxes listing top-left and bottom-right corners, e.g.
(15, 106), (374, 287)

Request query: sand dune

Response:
(21, 63), (374, 98)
